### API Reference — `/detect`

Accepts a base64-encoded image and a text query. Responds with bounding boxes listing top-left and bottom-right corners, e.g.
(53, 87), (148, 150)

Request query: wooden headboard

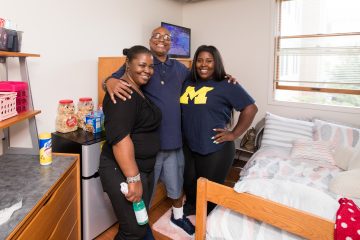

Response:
(98, 57), (192, 106)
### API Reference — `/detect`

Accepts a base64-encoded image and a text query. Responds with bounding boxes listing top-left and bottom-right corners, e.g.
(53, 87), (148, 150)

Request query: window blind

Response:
(275, 0), (360, 96)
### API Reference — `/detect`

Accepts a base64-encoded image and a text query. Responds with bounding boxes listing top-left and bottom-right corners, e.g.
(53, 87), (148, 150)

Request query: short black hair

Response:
(190, 45), (227, 82)
(123, 45), (152, 62)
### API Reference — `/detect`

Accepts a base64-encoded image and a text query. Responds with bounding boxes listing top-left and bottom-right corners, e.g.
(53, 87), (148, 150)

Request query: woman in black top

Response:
(99, 45), (161, 240)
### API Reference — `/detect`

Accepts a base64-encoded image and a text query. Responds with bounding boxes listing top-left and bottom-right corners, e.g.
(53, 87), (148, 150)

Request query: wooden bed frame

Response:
(195, 177), (335, 240)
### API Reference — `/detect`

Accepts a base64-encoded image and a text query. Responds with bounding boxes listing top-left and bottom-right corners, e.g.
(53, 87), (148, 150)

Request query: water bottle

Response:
(132, 199), (148, 225)
(120, 182), (149, 225)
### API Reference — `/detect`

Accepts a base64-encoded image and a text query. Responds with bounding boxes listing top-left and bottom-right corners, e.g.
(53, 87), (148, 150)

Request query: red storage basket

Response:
(0, 81), (28, 113)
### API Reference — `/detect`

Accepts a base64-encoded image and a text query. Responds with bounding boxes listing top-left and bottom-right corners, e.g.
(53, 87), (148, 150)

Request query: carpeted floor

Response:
(152, 209), (196, 240)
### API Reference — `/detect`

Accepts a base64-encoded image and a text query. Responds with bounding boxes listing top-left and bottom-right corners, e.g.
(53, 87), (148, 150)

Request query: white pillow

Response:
(333, 146), (356, 170)
(329, 168), (360, 198)
(313, 119), (360, 149)
(261, 112), (314, 148)
(290, 139), (335, 166)
(348, 147), (360, 170)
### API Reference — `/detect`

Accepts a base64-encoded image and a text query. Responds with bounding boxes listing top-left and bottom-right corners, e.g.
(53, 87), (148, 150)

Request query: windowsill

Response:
(267, 97), (360, 114)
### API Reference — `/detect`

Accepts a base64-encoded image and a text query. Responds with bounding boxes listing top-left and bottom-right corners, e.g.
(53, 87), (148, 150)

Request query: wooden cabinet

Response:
(98, 56), (192, 106)
(0, 52), (81, 239)
(8, 154), (81, 240)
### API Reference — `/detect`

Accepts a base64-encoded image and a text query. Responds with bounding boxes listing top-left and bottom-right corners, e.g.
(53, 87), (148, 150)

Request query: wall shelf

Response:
(0, 51), (40, 58)
(0, 110), (41, 129)
(0, 51), (41, 155)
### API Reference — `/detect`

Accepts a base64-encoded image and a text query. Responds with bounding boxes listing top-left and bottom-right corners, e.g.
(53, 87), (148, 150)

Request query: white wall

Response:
(183, 0), (360, 127)
(1, 0), (183, 149)
(2, 0), (360, 150)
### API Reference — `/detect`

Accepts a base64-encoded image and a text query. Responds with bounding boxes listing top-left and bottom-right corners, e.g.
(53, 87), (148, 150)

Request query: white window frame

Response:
(267, 0), (360, 114)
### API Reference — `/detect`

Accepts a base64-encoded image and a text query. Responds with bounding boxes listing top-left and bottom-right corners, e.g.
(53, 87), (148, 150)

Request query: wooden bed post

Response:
(195, 178), (208, 240)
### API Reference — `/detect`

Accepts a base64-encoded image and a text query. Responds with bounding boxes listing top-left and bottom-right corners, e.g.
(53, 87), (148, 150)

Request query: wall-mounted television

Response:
(161, 22), (191, 58)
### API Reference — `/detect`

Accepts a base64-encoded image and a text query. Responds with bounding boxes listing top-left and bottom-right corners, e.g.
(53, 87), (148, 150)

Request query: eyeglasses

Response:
(151, 33), (171, 41)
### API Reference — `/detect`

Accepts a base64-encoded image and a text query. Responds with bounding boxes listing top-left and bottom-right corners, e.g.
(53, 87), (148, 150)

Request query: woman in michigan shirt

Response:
(180, 45), (258, 215)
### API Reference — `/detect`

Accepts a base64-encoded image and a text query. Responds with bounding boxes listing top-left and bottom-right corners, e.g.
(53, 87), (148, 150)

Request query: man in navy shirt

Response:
(104, 26), (195, 236)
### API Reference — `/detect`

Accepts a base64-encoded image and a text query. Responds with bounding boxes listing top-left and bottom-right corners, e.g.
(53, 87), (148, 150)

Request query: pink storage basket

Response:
(0, 81), (28, 113)
(0, 92), (17, 121)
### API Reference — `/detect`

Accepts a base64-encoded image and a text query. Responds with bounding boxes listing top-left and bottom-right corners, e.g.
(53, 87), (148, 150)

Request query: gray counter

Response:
(0, 154), (77, 240)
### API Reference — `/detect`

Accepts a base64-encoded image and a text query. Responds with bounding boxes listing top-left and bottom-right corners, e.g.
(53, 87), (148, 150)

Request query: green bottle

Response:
(120, 182), (148, 225)
(133, 200), (148, 225)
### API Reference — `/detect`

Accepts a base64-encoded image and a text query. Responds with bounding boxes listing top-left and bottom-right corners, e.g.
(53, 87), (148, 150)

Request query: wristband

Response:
(102, 76), (112, 91)
(126, 173), (141, 183)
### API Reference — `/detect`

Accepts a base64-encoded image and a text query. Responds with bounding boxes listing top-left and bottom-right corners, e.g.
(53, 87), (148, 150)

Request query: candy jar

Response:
(77, 97), (94, 130)
(55, 99), (78, 133)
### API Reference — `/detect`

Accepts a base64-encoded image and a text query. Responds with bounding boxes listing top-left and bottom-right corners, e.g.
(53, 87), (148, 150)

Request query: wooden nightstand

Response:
(236, 147), (255, 162)
(226, 148), (253, 187)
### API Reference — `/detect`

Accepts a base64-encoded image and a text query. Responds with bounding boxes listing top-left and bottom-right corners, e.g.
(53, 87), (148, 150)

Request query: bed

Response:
(195, 113), (360, 240)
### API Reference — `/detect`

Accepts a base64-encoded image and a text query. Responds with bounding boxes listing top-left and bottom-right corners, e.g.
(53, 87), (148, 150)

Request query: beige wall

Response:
(183, 0), (360, 128)
(0, 0), (184, 149)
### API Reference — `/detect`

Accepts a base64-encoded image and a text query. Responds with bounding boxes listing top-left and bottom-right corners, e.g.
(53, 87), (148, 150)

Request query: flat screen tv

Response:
(161, 22), (191, 58)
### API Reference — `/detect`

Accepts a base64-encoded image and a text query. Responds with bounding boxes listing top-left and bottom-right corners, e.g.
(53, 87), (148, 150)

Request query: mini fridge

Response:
(52, 129), (117, 240)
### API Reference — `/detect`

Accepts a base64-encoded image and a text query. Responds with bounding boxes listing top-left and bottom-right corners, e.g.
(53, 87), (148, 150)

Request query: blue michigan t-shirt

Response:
(180, 79), (255, 155)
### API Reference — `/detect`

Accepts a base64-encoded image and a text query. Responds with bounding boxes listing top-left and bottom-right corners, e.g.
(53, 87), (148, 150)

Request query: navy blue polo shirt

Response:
(112, 56), (189, 150)
(180, 78), (255, 155)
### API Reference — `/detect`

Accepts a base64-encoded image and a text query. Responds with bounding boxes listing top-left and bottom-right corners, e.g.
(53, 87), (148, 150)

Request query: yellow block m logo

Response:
(180, 86), (214, 104)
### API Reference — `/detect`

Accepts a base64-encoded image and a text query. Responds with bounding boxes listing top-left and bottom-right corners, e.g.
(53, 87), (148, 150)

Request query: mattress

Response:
(206, 146), (342, 240)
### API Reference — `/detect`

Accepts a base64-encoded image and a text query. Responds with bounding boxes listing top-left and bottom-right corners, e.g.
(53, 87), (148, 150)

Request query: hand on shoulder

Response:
(106, 78), (133, 104)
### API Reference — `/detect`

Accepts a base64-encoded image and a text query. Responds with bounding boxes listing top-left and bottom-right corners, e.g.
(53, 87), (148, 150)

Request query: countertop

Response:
(0, 154), (77, 240)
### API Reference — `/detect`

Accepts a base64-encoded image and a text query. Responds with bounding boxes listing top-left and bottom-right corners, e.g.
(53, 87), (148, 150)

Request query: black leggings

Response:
(99, 155), (154, 240)
(183, 141), (235, 213)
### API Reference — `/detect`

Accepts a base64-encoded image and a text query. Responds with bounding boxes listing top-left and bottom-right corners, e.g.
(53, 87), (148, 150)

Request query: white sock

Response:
(172, 206), (183, 220)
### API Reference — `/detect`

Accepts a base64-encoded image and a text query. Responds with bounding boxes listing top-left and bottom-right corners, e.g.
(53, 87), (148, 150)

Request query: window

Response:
(274, 0), (360, 108)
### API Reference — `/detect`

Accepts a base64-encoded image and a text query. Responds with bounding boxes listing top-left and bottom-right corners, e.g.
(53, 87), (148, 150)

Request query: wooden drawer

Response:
(17, 165), (77, 240)
(49, 195), (77, 239)
(67, 220), (79, 240)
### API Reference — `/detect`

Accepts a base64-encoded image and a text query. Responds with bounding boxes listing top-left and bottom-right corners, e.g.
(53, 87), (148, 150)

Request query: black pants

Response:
(99, 155), (154, 240)
(183, 141), (235, 214)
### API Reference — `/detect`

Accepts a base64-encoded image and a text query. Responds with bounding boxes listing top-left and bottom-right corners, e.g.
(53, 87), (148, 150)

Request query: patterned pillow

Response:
(261, 112), (314, 148)
(313, 119), (360, 148)
(290, 139), (335, 166)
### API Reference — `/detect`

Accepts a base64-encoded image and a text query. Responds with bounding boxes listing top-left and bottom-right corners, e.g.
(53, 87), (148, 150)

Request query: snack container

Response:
(55, 99), (78, 133)
(77, 97), (94, 130)
(85, 110), (104, 133)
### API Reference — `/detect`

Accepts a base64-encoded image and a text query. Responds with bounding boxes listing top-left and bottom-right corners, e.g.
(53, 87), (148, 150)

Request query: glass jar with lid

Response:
(55, 99), (78, 133)
(77, 97), (94, 130)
